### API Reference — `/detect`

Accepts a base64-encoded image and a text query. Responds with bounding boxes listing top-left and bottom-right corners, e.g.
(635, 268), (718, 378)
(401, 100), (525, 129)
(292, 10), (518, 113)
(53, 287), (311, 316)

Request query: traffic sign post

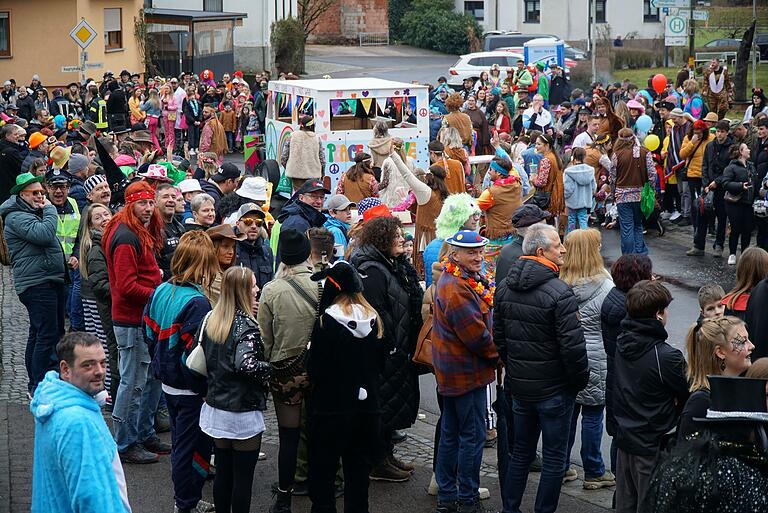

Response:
(69, 18), (97, 83)
(651, 0), (689, 8)
(665, 15), (688, 47)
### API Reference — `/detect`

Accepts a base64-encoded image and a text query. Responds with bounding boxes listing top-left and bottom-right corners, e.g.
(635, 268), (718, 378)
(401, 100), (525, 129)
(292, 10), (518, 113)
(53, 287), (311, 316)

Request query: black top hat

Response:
(695, 376), (768, 424)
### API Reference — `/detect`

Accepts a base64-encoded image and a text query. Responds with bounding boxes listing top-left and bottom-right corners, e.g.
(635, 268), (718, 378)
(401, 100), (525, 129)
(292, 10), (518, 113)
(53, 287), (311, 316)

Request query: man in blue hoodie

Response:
(31, 332), (132, 513)
(323, 193), (355, 255)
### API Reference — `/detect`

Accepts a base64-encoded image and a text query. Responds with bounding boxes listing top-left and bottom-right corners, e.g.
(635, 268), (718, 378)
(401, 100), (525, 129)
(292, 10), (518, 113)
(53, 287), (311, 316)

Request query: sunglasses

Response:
(240, 217), (263, 227)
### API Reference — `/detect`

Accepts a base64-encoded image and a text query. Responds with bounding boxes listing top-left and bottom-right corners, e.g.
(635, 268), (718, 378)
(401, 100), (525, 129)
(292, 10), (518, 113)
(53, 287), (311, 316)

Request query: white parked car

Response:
(447, 51), (524, 88)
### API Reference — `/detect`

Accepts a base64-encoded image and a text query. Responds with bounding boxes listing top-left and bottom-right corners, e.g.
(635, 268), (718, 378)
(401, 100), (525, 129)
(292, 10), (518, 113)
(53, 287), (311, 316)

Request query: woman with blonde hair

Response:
(257, 229), (320, 512)
(79, 203), (118, 401)
(440, 127), (470, 178)
(206, 224), (246, 304)
(678, 316), (754, 439)
(140, 88), (163, 152)
(379, 138), (416, 208)
(683, 78), (706, 120)
(199, 266), (271, 513)
(724, 248), (768, 320)
(560, 228), (615, 487)
(128, 88), (146, 126)
(143, 230), (221, 513)
(160, 83), (178, 155)
(336, 151), (379, 203)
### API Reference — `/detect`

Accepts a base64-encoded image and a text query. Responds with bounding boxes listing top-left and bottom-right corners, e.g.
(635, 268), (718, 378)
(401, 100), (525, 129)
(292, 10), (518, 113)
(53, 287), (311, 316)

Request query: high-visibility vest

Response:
(56, 197), (81, 256)
(90, 98), (108, 130)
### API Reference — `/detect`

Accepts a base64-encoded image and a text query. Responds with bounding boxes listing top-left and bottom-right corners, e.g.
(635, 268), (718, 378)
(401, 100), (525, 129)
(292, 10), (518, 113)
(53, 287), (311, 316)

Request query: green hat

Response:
(119, 165), (135, 179)
(10, 172), (44, 195)
(536, 61), (546, 71)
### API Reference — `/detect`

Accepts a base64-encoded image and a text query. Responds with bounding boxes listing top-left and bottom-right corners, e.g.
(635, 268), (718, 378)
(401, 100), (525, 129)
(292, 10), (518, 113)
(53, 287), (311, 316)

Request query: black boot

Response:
(269, 487), (292, 513)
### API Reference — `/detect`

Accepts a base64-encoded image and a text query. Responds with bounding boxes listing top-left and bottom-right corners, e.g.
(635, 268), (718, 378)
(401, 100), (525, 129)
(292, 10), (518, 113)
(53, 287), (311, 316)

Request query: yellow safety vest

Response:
(56, 197), (81, 256)
(90, 98), (108, 130)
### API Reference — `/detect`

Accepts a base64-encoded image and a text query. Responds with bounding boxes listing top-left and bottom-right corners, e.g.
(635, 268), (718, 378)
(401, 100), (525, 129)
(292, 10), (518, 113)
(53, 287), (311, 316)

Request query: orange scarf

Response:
(520, 255), (559, 273)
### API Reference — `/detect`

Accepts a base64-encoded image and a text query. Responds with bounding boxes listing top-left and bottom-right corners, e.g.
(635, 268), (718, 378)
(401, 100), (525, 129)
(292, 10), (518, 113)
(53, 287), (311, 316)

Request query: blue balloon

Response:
(635, 114), (653, 133)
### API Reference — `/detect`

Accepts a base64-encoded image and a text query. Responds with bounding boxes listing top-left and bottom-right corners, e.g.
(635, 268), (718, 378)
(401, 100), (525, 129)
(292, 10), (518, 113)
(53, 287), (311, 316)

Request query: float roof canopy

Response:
(271, 78), (428, 92)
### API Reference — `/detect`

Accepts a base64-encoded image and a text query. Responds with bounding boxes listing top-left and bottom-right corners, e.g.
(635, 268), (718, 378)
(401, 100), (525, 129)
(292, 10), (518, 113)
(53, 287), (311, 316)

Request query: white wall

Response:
(471, 0), (663, 42)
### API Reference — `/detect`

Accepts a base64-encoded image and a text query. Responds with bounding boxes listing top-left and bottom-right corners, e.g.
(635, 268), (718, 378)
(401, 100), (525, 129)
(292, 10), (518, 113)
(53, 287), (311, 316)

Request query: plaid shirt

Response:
(432, 269), (499, 397)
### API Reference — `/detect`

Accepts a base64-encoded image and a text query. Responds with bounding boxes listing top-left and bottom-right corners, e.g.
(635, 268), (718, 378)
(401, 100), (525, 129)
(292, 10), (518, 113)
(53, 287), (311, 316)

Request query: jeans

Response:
(19, 283), (65, 393)
(617, 202), (647, 255)
(188, 125), (200, 150)
(226, 131), (234, 152)
(694, 188), (726, 250)
(436, 387), (487, 505)
(112, 325), (162, 452)
(679, 180), (691, 218)
(662, 183), (680, 213)
(567, 208), (589, 234)
(506, 392), (575, 513)
(67, 268), (85, 331)
(166, 394), (212, 510)
(565, 404), (606, 479)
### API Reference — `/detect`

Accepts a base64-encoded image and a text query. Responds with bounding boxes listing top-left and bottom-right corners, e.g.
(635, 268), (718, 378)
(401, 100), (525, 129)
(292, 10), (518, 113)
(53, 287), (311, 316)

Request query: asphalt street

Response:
(304, 45), (458, 85)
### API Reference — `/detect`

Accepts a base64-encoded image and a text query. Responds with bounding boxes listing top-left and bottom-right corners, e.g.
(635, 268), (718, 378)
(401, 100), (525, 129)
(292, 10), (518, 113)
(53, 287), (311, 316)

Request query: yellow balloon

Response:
(644, 134), (660, 152)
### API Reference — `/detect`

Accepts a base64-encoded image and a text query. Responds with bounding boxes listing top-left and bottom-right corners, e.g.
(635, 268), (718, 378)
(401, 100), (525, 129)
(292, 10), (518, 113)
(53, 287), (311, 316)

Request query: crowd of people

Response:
(2, 60), (768, 513)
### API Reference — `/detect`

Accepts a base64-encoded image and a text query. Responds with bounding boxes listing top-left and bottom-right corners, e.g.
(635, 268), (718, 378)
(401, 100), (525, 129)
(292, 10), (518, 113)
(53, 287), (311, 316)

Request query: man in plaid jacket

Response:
(432, 230), (499, 513)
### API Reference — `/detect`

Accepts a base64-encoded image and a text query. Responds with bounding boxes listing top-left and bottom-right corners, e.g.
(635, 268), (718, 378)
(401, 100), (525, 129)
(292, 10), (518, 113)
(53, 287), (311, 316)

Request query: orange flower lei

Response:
(441, 257), (495, 307)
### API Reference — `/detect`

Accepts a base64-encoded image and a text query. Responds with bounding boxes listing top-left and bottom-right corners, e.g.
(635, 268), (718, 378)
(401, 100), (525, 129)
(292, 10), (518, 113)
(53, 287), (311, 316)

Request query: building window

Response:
(595, 0), (606, 23)
(204, 0), (223, 11)
(0, 12), (9, 57)
(104, 8), (122, 50)
(643, 0), (660, 22)
(143, 0), (152, 7)
(524, 0), (540, 23)
(464, 1), (484, 21)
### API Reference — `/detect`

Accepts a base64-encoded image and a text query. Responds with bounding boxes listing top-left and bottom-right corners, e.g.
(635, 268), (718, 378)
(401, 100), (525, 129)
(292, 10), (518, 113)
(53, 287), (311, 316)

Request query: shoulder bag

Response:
(186, 311), (213, 378)
(412, 304), (434, 372)
(269, 278), (320, 405)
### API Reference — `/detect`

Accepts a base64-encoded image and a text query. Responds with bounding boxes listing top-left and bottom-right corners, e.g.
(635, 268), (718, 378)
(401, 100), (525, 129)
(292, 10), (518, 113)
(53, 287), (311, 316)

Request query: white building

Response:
(459, 0), (665, 43)
(146, 0), (297, 71)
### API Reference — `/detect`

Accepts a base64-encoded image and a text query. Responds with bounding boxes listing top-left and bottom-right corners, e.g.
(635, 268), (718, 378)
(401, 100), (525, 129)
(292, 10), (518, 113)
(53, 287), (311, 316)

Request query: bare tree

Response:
(298, 0), (339, 41)
(734, 20), (756, 103)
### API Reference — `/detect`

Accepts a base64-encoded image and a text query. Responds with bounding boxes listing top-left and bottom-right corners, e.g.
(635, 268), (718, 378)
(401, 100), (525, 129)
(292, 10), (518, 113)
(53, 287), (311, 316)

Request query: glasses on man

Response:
(240, 217), (263, 227)
(22, 190), (45, 197)
(47, 184), (70, 191)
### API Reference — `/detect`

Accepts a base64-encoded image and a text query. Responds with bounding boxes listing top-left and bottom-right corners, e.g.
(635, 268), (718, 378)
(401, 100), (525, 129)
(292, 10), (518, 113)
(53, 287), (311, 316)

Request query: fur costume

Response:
(435, 193), (481, 240)
(702, 65), (733, 120)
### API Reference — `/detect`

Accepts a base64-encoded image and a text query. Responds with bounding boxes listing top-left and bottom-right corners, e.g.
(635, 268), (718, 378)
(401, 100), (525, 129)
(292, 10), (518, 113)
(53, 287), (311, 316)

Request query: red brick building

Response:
(308, 0), (389, 44)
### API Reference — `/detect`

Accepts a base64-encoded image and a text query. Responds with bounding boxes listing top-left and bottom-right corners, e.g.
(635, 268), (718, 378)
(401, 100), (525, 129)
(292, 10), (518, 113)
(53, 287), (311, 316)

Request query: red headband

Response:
(125, 190), (155, 204)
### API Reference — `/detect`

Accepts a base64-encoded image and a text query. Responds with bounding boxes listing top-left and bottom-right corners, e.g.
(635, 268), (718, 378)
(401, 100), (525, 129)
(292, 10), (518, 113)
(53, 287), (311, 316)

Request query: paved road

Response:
(304, 45), (458, 85)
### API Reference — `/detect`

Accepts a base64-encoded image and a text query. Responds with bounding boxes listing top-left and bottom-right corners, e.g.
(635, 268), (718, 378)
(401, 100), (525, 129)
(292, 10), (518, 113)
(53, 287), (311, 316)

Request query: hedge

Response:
(271, 17), (305, 75)
(611, 48), (657, 70)
(399, 0), (483, 55)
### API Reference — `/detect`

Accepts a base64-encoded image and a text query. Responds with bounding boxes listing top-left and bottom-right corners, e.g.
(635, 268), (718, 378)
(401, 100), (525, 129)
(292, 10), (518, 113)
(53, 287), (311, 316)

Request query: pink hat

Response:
(139, 163), (173, 182)
(626, 99), (645, 113)
(114, 154), (137, 166)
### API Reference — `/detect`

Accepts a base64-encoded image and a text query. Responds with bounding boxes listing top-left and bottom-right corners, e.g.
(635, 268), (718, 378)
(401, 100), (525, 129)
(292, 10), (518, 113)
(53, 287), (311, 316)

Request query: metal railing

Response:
(359, 32), (390, 46)
(694, 50), (763, 67)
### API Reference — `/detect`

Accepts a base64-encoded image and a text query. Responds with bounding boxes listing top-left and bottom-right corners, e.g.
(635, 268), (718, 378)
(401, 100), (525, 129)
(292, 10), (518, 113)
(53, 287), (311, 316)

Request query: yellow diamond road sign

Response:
(70, 18), (97, 50)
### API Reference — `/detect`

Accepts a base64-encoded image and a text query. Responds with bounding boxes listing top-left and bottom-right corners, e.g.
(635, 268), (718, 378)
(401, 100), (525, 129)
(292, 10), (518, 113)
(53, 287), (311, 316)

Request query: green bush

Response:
(399, 0), (483, 56)
(611, 48), (656, 70)
(389, 0), (412, 41)
(271, 17), (305, 75)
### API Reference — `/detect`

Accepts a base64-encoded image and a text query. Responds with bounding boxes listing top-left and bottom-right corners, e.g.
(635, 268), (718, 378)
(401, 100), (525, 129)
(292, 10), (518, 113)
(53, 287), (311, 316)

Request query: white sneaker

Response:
(669, 211), (681, 221)
(728, 254), (737, 265)
(479, 487), (490, 500)
(660, 211), (672, 220)
(428, 473), (438, 495)
(258, 451), (267, 461)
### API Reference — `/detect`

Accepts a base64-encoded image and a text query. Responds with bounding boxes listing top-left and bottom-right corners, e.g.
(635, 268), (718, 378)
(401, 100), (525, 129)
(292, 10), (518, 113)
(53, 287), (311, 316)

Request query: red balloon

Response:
(652, 73), (667, 95)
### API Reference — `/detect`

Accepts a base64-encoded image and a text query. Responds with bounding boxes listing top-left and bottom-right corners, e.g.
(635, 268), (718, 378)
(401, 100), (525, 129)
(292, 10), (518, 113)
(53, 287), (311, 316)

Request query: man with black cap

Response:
(199, 162), (240, 206)
(45, 168), (85, 331)
(495, 204), (550, 282)
(0, 124), (29, 203)
(275, 179), (329, 264)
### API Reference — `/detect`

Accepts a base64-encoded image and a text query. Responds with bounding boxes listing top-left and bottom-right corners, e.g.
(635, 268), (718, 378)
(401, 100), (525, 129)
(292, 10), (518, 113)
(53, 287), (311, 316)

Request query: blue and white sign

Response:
(524, 38), (565, 69)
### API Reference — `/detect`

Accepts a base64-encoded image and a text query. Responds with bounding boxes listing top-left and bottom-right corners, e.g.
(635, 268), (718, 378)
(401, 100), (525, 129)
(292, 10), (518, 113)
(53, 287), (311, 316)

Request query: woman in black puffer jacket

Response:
(350, 216), (423, 482)
(600, 253), (652, 473)
(722, 143), (758, 261)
